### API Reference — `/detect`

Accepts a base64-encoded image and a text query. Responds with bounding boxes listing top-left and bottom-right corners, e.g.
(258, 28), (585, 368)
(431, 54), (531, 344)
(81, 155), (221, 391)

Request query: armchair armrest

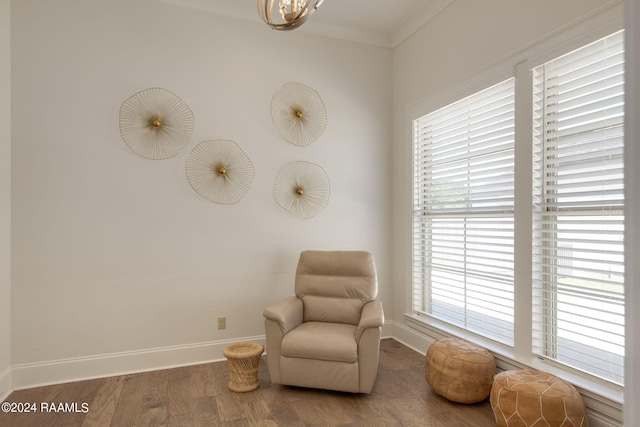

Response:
(356, 300), (384, 341)
(263, 296), (303, 335)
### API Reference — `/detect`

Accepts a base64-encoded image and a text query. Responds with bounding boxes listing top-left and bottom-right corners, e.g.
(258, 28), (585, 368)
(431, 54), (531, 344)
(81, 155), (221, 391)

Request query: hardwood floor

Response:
(0, 339), (497, 426)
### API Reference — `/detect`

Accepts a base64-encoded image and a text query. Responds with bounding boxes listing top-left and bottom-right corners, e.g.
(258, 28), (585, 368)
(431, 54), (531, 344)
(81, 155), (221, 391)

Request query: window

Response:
(412, 79), (515, 346)
(532, 30), (625, 384)
(412, 30), (625, 385)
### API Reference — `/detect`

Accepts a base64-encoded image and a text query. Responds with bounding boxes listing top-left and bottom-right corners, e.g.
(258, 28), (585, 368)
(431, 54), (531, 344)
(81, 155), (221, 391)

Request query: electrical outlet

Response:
(217, 317), (226, 330)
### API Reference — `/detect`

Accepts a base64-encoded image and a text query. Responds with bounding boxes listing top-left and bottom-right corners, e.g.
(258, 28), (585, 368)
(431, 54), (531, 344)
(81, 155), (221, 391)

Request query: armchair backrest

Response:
(295, 250), (378, 325)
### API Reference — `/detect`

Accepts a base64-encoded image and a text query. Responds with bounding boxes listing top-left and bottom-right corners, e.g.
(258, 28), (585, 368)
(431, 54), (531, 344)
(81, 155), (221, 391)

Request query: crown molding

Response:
(391, 0), (455, 48)
(152, 0), (454, 49)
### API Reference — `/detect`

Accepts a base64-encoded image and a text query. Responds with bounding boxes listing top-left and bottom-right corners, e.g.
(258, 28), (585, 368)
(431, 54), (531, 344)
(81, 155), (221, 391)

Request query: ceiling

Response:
(153, 0), (455, 48)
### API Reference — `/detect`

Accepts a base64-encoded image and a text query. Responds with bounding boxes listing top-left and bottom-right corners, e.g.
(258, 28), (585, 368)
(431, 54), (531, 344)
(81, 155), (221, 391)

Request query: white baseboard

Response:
(10, 324), (399, 391)
(0, 366), (12, 402)
(11, 336), (265, 391)
(383, 319), (434, 355)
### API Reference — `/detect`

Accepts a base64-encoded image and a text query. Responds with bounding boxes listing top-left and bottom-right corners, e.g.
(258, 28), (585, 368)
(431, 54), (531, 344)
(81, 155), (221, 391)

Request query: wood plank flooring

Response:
(0, 339), (497, 426)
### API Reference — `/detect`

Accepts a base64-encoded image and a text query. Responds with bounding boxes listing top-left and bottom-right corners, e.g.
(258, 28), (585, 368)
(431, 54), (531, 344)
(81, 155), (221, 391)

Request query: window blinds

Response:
(413, 79), (515, 346)
(532, 30), (625, 384)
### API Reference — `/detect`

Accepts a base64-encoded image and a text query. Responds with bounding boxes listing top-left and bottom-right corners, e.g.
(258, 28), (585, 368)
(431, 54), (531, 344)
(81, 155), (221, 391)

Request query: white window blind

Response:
(532, 30), (625, 384)
(413, 79), (515, 346)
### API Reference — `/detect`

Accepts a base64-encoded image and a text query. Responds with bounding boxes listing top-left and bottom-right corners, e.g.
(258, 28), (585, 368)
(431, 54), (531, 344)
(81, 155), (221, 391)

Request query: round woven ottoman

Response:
(425, 337), (496, 403)
(223, 342), (264, 392)
(490, 370), (589, 427)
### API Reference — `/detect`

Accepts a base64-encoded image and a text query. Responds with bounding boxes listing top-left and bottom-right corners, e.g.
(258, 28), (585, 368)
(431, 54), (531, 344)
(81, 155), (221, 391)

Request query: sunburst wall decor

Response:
(119, 87), (194, 160)
(185, 139), (255, 205)
(271, 82), (327, 147)
(273, 161), (330, 218)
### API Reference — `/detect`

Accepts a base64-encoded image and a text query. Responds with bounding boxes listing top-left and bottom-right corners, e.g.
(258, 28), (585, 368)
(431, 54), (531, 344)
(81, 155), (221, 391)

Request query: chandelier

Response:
(257, 0), (325, 31)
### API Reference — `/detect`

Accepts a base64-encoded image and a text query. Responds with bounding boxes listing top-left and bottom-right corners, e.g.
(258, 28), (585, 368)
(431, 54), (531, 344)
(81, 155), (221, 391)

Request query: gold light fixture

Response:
(257, 0), (324, 31)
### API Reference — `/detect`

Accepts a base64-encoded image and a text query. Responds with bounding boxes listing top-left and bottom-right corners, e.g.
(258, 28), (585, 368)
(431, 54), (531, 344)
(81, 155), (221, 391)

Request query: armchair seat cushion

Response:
(281, 322), (358, 363)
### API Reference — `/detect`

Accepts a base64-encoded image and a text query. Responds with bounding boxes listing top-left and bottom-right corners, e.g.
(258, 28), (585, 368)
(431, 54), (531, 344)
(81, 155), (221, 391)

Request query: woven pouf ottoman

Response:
(425, 337), (496, 403)
(490, 370), (589, 427)
(223, 342), (264, 392)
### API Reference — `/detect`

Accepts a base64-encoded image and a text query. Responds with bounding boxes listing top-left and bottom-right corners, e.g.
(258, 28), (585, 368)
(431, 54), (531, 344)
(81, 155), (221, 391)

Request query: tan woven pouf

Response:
(490, 370), (589, 427)
(425, 337), (496, 403)
(223, 342), (264, 392)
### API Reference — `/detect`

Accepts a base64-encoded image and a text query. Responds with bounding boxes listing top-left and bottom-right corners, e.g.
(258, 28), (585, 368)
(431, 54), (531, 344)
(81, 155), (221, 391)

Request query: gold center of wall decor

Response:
(271, 82), (327, 147)
(273, 161), (330, 219)
(119, 87), (194, 160)
(186, 140), (255, 205)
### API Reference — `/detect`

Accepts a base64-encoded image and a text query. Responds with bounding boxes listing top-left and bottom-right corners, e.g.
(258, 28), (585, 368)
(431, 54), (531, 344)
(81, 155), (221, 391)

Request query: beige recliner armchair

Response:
(263, 250), (384, 394)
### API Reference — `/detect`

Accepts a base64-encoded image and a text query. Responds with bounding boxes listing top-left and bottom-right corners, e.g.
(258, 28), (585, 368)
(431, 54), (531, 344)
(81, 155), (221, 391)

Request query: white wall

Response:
(0, 0), (11, 400)
(10, 0), (391, 384)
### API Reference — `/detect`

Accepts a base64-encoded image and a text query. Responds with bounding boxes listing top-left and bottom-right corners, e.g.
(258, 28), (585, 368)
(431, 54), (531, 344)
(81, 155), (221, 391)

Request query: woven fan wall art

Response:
(119, 87), (194, 159)
(273, 161), (330, 218)
(271, 82), (327, 146)
(185, 139), (255, 204)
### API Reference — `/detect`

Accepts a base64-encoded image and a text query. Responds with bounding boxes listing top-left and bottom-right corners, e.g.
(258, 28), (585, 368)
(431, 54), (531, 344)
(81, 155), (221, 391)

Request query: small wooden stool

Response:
(223, 342), (264, 392)
(425, 337), (496, 403)
(490, 370), (589, 427)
